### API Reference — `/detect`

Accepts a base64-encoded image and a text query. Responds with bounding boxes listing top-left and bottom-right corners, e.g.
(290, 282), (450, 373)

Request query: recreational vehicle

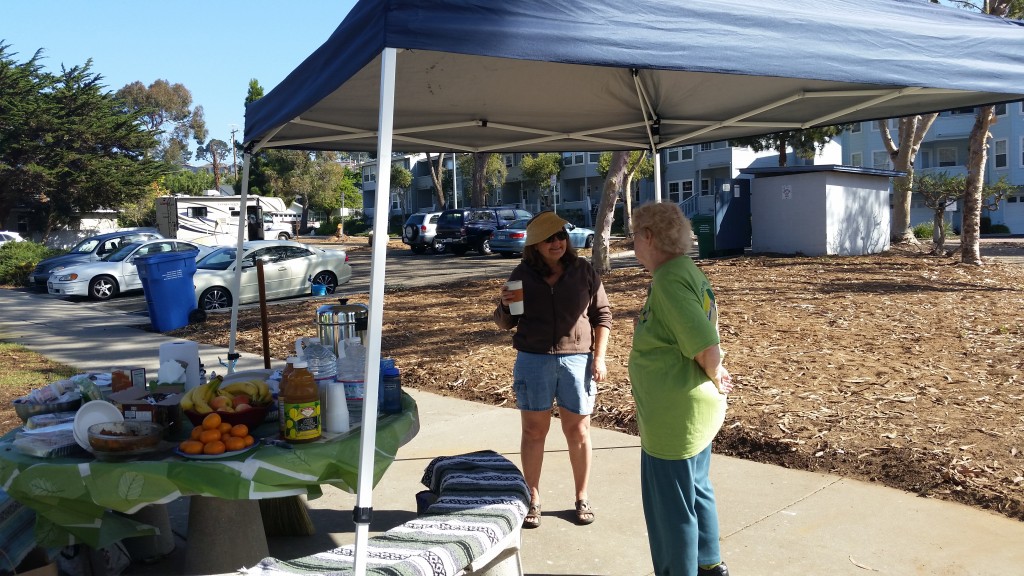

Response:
(154, 195), (295, 245)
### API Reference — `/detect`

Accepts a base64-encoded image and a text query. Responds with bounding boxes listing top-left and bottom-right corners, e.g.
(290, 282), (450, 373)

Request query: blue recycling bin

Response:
(135, 250), (200, 332)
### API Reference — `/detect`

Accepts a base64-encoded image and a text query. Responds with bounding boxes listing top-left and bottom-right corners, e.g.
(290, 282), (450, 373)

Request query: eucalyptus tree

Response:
(116, 79), (207, 164)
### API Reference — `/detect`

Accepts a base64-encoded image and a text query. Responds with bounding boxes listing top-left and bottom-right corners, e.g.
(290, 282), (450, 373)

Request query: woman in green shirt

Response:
(629, 202), (734, 576)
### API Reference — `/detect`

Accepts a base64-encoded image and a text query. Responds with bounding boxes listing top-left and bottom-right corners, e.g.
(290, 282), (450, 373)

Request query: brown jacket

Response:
(494, 258), (612, 354)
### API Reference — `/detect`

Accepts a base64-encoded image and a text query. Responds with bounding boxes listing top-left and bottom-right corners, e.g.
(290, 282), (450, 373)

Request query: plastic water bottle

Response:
(379, 358), (402, 415)
(337, 338), (366, 419)
(301, 337), (337, 393)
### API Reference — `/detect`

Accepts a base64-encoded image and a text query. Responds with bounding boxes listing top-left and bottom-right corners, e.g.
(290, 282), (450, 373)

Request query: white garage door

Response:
(1003, 194), (1024, 233)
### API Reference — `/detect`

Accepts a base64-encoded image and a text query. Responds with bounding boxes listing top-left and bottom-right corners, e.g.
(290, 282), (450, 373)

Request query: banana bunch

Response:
(179, 375), (271, 415)
(179, 375), (223, 414)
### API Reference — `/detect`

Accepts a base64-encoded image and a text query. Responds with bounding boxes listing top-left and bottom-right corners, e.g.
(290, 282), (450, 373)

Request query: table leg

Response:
(184, 496), (269, 575)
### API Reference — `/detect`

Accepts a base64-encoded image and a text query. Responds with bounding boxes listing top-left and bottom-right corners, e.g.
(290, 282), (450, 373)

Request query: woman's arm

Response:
(694, 344), (733, 394)
(591, 325), (609, 382)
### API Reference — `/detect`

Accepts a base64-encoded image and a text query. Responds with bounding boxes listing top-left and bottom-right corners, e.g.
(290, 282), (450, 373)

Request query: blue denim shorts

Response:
(512, 352), (597, 415)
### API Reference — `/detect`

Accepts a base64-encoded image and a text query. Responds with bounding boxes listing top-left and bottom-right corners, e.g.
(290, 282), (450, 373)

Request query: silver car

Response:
(402, 212), (444, 254)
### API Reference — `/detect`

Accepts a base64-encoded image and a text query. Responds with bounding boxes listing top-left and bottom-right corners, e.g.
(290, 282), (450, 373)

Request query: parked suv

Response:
(27, 228), (164, 290)
(401, 212), (443, 254)
(435, 207), (533, 255)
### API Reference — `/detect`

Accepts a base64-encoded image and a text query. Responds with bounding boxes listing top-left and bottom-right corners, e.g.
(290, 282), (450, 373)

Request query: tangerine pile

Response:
(178, 412), (255, 456)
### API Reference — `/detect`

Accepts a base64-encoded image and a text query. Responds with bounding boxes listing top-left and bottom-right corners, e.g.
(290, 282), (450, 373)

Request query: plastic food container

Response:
(13, 394), (83, 422)
(87, 421), (164, 453)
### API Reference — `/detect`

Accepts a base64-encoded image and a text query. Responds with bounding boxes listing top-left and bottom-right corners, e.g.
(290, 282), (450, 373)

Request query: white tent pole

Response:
(653, 151), (662, 203)
(225, 151), (253, 373)
(452, 152), (458, 209)
(352, 45), (397, 576)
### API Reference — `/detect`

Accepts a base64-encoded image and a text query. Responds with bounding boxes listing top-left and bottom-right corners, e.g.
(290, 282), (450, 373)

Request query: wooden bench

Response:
(243, 450), (529, 576)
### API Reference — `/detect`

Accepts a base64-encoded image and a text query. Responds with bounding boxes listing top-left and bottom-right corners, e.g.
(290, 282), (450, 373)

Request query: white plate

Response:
(174, 439), (260, 460)
(73, 400), (124, 451)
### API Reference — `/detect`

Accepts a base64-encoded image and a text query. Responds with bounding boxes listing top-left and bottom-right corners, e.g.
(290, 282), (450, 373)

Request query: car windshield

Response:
(103, 242), (143, 262)
(197, 247), (240, 270)
(69, 238), (101, 254)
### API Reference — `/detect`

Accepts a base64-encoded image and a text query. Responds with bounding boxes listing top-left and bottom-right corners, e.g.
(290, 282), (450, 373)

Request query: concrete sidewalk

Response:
(3, 288), (1024, 575)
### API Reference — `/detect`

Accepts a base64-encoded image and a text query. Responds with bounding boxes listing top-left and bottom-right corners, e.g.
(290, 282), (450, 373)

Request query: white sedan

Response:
(47, 240), (210, 300)
(193, 240), (352, 311)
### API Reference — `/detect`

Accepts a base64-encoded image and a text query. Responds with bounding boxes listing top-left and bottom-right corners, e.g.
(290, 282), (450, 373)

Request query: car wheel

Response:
(478, 238), (492, 255)
(451, 245), (468, 256)
(585, 234), (594, 248)
(277, 232), (291, 240)
(431, 238), (446, 254)
(200, 287), (232, 311)
(311, 271), (338, 294)
(89, 275), (118, 301)
(411, 244), (427, 254)
(499, 251), (517, 258)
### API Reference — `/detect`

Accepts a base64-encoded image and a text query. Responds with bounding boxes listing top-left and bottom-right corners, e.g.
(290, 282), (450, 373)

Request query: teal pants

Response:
(641, 444), (722, 576)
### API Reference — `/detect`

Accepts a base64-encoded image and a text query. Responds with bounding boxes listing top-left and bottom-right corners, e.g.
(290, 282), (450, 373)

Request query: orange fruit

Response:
(243, 435), (255, 447)
(203, 440), (226, 455)
(190, 427), (203, 440)
(199, 429), (222, 444)
(230, 424), (249, 438)
(202, 413), (222, 430)
(218, 422), (232, 434)
(221, 431), (233, 442)
(224, 436), (246, 451)
(179, 440), (204, 455)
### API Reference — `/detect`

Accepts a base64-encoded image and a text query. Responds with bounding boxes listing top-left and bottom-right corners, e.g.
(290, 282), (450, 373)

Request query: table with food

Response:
(0, 352), (420, 554)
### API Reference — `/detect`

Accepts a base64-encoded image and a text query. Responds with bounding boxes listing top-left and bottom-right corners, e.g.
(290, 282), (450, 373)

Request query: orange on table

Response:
(179, 440), (203, 454)
(224, 436), (246, 451)
(230, 424), (249, 438)
(203, 440), (226, 455)
(190, 427), (203, 441)
(199, 429), (222, 444)
(202, 413), (222, 430)
(243, 435), (255, 447)
(218, 422), (232, 434)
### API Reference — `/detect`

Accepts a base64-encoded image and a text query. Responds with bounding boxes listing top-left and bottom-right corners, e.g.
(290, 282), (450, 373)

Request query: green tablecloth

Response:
(0, 394), (419, 548)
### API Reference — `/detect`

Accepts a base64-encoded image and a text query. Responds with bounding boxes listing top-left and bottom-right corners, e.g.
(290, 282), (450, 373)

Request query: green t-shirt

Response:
(629, 255), (726, 460)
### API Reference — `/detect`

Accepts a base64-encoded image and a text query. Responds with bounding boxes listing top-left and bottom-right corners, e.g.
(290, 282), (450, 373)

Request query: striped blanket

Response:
(244, 451), (529, 576)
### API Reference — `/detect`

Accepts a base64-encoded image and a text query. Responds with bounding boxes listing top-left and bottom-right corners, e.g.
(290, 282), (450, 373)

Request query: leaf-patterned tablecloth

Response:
(0, 395), (419, 548)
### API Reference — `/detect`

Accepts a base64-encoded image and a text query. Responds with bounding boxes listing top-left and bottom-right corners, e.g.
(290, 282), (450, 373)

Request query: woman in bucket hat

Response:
(493, 211), (612, 529)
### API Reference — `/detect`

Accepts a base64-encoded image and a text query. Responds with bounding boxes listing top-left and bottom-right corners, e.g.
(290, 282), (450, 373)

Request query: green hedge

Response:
(0, 242), (62, 286)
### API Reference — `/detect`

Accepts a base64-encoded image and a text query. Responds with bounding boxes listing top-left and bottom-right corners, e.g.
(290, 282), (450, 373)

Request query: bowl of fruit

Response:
(178, 412), (257, 457)
(180, 376), (273, 429)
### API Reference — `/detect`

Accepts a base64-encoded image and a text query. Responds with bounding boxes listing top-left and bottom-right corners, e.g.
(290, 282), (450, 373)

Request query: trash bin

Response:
(692, 215), (716, 258)
(135, 250), (200, 332)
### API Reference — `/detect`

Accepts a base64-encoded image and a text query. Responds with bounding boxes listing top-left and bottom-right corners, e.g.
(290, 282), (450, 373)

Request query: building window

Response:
(363, 170), (376, 183)
(850, 152), (863, 167)
(994, 139), (1007, 169)
(699, 142), (713, 152)
(872, 150), (891, 169)
(667, 180), (694, 203)
(850, 123), (862, 133)
(562, 152), (585, 166)
(919, 149), (933, 169)
(949, 107), (975, 115)
(587, 152), (601, 164)
(666, 147), (693, 163)
(504, 154), (517, 168)
(938, 147), (957, 167)
(700, 179), (711, 196)
(995, 103), (1007, 116)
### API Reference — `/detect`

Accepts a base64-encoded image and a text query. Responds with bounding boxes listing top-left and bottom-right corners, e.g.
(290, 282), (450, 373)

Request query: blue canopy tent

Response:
(237, 1), (1024, 571)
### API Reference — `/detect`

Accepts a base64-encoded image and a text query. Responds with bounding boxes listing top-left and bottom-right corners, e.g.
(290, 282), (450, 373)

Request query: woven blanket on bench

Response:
(245, 450), (529, 576)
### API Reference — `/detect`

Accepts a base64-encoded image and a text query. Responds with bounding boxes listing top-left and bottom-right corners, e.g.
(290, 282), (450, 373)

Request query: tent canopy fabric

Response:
(244, 0), (1024, 154)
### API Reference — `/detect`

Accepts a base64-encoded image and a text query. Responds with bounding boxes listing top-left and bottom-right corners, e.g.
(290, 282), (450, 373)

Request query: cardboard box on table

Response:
(107, 386), (183, 435)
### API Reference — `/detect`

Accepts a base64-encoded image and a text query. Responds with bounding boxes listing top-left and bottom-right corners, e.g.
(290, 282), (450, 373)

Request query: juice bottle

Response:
(280, 359), (321, 443)
(278, 356), (297, 438)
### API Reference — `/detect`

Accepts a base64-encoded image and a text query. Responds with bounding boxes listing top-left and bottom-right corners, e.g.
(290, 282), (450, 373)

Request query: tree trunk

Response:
(623, 182), (634, 237)
(931, 209), (945, 255)
(961, 106), (995, 266)
(471, 153), (489, 207)
(777, 141), (787, 167)
(593, 152), (628, 274)
(885, 115), (937, 244)
(427, 153), (446, 209)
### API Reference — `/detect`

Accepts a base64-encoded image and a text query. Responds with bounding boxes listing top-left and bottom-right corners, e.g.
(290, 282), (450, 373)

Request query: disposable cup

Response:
(506, 280), (524, 315)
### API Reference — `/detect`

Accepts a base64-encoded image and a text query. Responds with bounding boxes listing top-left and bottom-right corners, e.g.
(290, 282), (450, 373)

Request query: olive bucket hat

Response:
(525, 211), (569, 246)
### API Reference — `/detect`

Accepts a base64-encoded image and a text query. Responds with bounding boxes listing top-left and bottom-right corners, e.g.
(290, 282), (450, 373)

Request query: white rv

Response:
(154, 194), (296, 245)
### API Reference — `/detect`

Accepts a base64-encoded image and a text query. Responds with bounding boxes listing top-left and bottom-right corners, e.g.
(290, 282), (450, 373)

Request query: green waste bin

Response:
(692, 215), (715, 258)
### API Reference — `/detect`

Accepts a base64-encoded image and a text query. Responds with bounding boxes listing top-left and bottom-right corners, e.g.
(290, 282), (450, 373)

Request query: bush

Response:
(912, 221), (956, 240)
(989, 224), (1011, 234)
(0, 242), (61, 286)
(981, 216), (992, 234)
(316, 216), (371, 237)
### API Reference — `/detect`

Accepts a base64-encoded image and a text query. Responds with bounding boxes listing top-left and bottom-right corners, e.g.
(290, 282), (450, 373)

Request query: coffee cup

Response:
(505, 280), (524, 315)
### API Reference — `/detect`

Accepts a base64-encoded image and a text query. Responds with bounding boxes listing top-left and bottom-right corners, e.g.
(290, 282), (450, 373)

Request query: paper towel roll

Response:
(324, 381), (350, 433)
(159, 341), (201, 390)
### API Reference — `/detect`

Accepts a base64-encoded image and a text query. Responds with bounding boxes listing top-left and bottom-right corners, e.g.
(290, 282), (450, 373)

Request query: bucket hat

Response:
(525, 211), (569, 246)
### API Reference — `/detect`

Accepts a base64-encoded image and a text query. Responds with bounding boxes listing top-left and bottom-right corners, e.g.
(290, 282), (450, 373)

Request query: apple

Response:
(234, 403), (252, 412)
(232, 394), (252, 407)
(210, 396), (232, 411)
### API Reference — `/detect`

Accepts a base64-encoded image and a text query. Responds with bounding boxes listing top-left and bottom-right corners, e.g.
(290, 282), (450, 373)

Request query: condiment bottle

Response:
(278, 356), (297, 437)
(280, 359), (321, 443)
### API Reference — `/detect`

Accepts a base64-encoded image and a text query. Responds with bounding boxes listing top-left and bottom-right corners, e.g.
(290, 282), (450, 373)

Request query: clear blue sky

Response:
(3, 0), (358, 164)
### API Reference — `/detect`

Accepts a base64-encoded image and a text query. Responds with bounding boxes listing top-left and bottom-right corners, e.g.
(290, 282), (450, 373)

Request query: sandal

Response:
(574, 499), (595, 525)
(523, 503), (541, 529)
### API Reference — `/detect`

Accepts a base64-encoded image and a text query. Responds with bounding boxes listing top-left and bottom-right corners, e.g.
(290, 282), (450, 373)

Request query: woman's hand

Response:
(592, 356), (607, 382)
(499, 286), (513, 308)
